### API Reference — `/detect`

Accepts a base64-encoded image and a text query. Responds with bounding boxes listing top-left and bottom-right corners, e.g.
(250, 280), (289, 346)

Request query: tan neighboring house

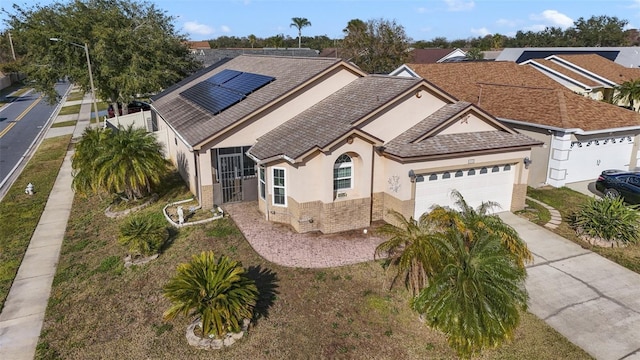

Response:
(150, 55), (540, 234)
(393, 61), (640, 188)
(522, 54), (640, 110)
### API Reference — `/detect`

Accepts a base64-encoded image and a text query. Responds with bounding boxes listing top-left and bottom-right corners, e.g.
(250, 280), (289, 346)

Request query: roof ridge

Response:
(475, 82), (556, 91)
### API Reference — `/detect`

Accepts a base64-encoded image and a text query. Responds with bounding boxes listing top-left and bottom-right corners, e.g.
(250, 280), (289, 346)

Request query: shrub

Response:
(571, 196), (640, 244)
(118, 215), (167, 256)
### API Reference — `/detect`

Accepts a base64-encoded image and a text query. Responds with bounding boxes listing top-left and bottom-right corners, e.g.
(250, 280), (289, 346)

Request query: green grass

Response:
(58, 104), (81, 115)
(527, 186), (640, 275)
(66, 92), (85, 102)
(516, 198), (551, 225)
(32, 179), (592, 359)
(0, 135), (72, 309)
(51, 120), (77, 128)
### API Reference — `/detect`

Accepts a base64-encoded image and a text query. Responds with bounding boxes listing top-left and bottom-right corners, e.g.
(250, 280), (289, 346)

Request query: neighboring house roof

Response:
(409, 48), (467, 63)
(525, 58), (604, 89)
(406, 62), (640, 132)
(318, 48), (339, 58)
(191, 48), (319, 67)
(384, 102), (541, 159)
(550, 54), (640, 85)
(495, 47), (640, 68)
(188, 41), (211, 50)
(248, 75), (424, 162)
(152, 55), (360, 148)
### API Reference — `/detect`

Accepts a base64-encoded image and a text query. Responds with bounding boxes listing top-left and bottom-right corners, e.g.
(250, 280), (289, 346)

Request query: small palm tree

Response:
(248, 34), (257, 48)
(71, 127), (111, 196)
(375, 210), (443, 296)
(290, 17), (311, 48)
(95, 125), (169, 200)
(613, 78), (640, 111)
(412, 230), (528, 358)
(426, 190), (533, 268)
(118, 214), (167, 257)
(163, 251), (259, 339)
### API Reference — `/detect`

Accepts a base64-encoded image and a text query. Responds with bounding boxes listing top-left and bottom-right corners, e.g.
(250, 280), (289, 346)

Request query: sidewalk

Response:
(499, 212), (640, 360)
(0, 92), (93, 360)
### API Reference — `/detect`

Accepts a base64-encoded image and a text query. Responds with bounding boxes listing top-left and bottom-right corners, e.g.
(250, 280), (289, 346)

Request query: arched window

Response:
(468, 169), (476, 176)
(333, 154), (353, 191)
(504, 164), (511, 171)
(443, 172), (451, 179)
(455, 170), (463, 177)
(429, 174), (438, 181)
(480, 167), (488, 174)
(492, 166), (500, 173)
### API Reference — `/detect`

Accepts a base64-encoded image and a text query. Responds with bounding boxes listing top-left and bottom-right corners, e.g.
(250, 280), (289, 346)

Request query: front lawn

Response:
(34, 178), (591, 359)
(527, 186), (640, 274)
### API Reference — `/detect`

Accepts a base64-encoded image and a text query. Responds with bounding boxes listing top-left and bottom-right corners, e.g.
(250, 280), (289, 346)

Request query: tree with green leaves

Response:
(426, 190), (532, 269)
(613, 79), (640, 111)
(248, 34), (257, 48)
(568, 15), (629, 47)
(290, 17), (311, 48)
(375, 210), (443, 296)
(3, 0), (200, 106)
(341, 18), (412, 74)
(412, 229), (528, 358)
(163, 251), (259, 339)
(465, 48), (484, 61)
(72, 125), (169, 200)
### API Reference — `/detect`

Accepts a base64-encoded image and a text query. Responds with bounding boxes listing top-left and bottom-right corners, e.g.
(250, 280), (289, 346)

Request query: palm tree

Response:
(426, 190), (533, 268)
(290, 17), (311, 48)
(248, 34), (257, 48)
(613, 78), (640, 111)
(71, 127), (111, 196)
(375, 210), (443, 296)
(94, 125), (169, 200)
(412, 229), (528, 358)
(163, 251), (259, 339)
(118, 214), (167, 257)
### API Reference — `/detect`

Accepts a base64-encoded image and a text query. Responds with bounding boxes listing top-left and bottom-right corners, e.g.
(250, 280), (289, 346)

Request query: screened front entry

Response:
(212, 147), (257, 204)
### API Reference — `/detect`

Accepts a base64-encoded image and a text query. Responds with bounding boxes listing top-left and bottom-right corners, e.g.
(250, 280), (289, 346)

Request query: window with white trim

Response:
(259, 167), (266, 200)
(333, 154), (353, 191)
(272, 167), (286, 206)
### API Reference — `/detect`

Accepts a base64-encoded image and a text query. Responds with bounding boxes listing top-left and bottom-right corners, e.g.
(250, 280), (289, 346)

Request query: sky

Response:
(3, 0), (640, 42)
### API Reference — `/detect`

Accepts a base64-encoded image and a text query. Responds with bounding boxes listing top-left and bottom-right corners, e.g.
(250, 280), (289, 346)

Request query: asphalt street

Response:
(0, 81), (71, 193)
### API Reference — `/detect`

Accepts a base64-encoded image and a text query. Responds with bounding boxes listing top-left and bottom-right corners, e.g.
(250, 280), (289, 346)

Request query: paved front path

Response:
(224, 202), (385, 268)
(499, 212), (640, 360)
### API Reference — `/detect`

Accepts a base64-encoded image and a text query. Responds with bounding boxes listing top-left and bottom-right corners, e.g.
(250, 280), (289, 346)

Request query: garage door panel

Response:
(414, 165), (514, 218)
(565, 138), (633, 183)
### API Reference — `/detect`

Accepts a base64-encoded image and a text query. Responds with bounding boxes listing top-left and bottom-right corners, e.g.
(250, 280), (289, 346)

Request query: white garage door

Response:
(564, 137), (633, 183)
(414, 164), (515, 218)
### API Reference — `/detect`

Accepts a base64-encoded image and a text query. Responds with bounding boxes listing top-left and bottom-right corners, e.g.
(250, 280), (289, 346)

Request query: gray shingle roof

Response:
(152, 55), (346, 147)
(384, 102), (542, 158)
(384, 131), (542, 158)
(248, 75), (422, 161)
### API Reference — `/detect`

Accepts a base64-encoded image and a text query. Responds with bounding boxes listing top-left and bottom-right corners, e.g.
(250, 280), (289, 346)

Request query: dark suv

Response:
(107, 101), (151, 118)
(595, 170), (640, 204)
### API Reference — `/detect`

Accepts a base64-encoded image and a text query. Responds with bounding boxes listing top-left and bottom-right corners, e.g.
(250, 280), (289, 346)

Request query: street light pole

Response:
(49, 38), (100, 128)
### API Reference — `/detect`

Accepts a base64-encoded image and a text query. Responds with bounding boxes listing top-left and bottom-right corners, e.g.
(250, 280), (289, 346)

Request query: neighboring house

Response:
(396, 61), (640, 188)
(192, 48), (319, 67)
(523, 54), (640, 109)
(495, 47), (640, 68)
(409, 48), (467, 63)
(150, 55), (540, 234)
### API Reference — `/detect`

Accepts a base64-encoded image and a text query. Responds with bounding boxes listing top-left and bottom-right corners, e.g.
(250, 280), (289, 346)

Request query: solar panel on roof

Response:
(179, 69), (276, 115)
(222, 73), (275, 95)
(180, 82), (245, 114)
(206, 69), (242, 85)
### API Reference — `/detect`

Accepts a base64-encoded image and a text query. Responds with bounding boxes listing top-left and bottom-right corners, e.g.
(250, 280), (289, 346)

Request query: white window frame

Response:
(271, 167), (287, 206)
(259, 166), (266, 200)
(333, 154), (353, 191)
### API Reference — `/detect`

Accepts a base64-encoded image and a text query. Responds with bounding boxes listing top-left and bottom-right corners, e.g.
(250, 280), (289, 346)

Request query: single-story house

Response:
(150, 55), (540, 233)
(394, 61), (640, 188)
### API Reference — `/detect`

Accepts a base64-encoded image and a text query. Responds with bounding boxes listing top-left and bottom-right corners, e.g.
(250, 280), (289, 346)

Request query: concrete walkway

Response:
(0, 91), (92, 360)
(499, 212), (640, 360)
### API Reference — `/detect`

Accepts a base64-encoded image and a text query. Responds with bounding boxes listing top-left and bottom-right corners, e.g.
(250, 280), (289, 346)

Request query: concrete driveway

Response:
(499, 212), (640, 360)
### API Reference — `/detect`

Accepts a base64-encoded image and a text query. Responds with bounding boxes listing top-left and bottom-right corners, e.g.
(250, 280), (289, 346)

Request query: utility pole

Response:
(8, 31), (16, 60)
